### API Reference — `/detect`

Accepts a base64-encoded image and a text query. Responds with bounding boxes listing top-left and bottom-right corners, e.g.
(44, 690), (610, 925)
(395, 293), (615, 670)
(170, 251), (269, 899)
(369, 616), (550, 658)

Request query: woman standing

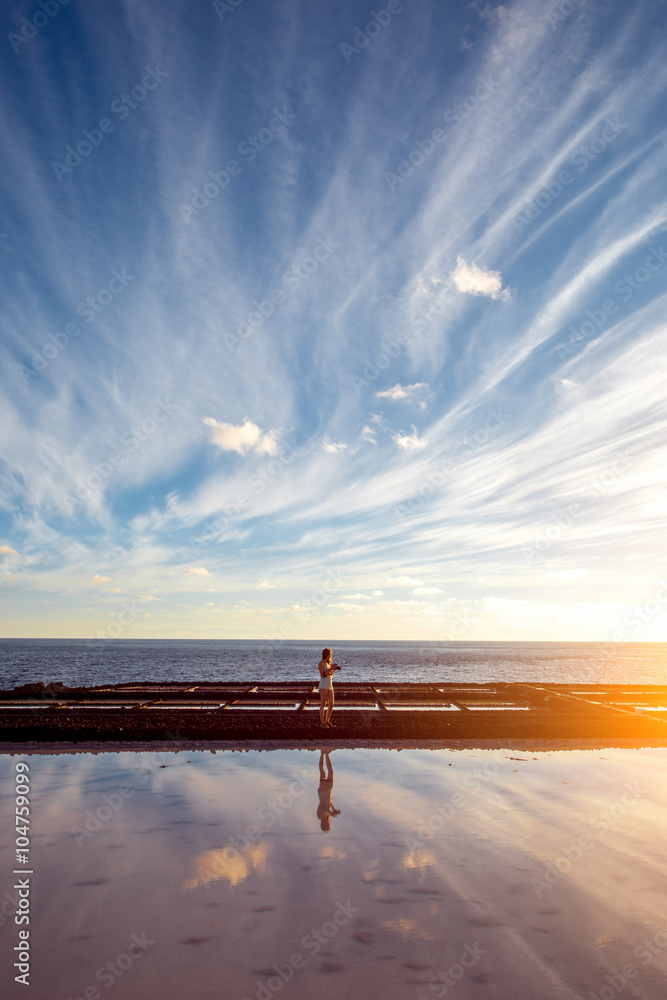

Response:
(318, 647), (338, 727)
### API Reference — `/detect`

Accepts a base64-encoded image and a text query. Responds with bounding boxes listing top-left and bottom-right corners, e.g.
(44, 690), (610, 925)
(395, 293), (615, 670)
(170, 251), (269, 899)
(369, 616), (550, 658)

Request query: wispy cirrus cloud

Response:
(322, 438), (347, 454)
(0, 0), (666, 639)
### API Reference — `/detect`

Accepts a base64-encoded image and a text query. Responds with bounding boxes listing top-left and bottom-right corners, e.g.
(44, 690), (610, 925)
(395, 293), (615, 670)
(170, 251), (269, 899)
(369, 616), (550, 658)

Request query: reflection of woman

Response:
(317, 751), (341, 832)
(318, 647), (338, 728)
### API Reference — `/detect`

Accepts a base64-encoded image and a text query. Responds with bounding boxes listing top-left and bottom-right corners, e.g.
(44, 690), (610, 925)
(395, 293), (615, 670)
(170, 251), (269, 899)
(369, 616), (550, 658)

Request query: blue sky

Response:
(1, 0), (666, 641)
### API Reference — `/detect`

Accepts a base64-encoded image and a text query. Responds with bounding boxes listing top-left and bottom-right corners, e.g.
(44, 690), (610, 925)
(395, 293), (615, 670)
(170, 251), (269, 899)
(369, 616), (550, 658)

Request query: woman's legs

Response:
(325, 688), (335, 725)
(319, 690), (328, 726)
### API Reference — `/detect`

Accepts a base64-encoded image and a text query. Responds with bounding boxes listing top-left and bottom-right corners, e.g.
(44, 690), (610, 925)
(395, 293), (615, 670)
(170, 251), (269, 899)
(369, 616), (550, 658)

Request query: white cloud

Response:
(257, 580), (276, 589)
(361, 425), (377, 444)
(288, 604), (313, 619)
(392, 426), (426, 451)
(203, 417), (279, 456)
(92, 575), (109, 583)
(372, 590), (384, 597)
(413, 586), (444, 595)
(342, 593), (371, 599)
(376, 383), (427, 402)
(0, 545), (17, 556)
(322, 438), (347, 454)
(547, 568), (589, 580)
(387, 576), (424, 586)
(557, 377), (585, 400)
(187, 567), (210, 576)
(450, 256), (510, 301)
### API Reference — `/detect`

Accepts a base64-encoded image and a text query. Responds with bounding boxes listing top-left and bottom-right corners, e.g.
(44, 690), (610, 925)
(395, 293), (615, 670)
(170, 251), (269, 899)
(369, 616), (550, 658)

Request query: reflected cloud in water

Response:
(2, 746), (667, 999)
(184, 842), (268, 889)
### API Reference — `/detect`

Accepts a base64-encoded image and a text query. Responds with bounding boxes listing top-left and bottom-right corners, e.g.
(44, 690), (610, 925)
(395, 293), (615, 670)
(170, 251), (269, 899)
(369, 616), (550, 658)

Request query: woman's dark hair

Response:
(322, 647), (332, 660)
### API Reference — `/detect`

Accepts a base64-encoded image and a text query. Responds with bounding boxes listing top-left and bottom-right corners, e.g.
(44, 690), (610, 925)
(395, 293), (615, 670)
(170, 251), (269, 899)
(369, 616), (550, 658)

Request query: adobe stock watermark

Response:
(582, 928), (667, 1000)
(592, 578), (667, 665)
(449, 406), (509, 457)
(75, 267), (136, 322)
(264, 568), (346, 648)
(8, 0), (70, 54)
(394, 406), (509, 522)
(179, 107), (296, 223)
(64, 395), (179, 514)
(531, 780), (645, 898)
(71, 765), (152, 846)
(521, 450), (632, 567)
(350, 332), (414, 395)
(556, 244), (667, 360)
(213, 0), (246, 21)
(587, 926), (667, 1000)
(340, 1), (414, 63)
(190, 440), (305, 555)
(242, 900), (360, 1000)
(14, 266), (136, 385)
(513, 117), (629, 233)
(404, 754), (504, 851)
(86, 597), (146, 647)
(545, 0), (583, 31)
(417, 942), (487, 1000)
(64, 932), (154, 1000)
(51, 65), (169, 181)
(635, 925), (667, 968)
(434, 608), (473, 642)
(385, 76), (499, 193)
(225, 236), (340, 354)
(410, 270), (463, 332)
(394, 466), (447, 523)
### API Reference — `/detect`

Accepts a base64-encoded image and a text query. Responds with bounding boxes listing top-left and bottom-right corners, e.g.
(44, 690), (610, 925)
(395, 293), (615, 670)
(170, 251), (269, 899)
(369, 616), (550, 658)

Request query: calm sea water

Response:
(0, 639), (666, 690)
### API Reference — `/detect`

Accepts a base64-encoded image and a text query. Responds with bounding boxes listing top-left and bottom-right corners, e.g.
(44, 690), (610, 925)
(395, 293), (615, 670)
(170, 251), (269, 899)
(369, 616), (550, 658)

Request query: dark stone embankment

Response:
(1, 681), (667, 744)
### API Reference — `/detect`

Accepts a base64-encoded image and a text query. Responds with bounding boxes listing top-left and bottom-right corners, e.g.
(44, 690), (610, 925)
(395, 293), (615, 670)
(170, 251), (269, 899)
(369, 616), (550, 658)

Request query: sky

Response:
(1, 0), (666, 642)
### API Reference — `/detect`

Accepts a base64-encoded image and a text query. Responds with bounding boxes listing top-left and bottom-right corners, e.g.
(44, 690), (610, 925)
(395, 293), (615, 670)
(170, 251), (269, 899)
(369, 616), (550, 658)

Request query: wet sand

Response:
(1, 744), (667, 999)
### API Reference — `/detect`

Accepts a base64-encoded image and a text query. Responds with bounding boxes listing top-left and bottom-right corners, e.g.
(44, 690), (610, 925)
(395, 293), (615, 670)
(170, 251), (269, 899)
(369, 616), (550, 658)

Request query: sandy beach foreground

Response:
(1, 744), (667, 1000)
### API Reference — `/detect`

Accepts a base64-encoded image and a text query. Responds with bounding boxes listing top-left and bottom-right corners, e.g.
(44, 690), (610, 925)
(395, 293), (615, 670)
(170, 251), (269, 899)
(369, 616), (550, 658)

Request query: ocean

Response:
(0, 639), (666, 690)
